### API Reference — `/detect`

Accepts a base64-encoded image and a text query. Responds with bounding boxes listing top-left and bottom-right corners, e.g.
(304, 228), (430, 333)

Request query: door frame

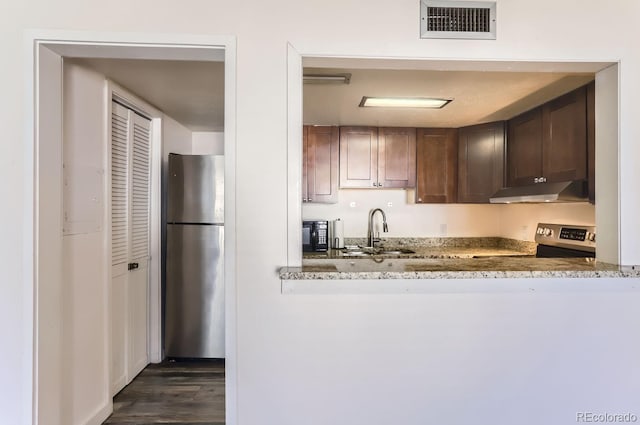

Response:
(25, 30), (237, 425)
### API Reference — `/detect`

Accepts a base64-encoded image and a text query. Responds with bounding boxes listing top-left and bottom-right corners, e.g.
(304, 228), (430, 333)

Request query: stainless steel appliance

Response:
(534, 223), (595, 258)
(490, 180), (588, 203)
(332, 218), (345, 249)
(165, 154), (224, 358)
(302, 220), (329, 252)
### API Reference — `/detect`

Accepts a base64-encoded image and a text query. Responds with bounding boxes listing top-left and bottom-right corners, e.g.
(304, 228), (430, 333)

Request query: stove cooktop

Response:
(534, 223), (596, 253)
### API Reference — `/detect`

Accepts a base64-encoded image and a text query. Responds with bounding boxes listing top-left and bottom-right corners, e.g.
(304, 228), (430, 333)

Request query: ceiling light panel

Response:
(359, 96), (452, 108)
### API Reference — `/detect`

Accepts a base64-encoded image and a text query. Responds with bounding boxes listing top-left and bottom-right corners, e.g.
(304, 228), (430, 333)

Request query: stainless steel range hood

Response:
(489, 180), (588, 204)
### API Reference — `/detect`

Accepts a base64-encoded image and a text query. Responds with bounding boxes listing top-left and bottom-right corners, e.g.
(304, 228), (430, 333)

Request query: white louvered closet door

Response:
(110, 101), (151, 395)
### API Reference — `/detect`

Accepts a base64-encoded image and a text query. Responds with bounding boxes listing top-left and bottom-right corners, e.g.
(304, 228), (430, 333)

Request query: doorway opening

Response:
(286, 50), (620, 267)
(28, 33), (237, 425)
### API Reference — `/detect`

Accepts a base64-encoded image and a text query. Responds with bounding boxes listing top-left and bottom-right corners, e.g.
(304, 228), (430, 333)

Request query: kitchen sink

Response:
(341, 247), (415, 257)
(379, 249), (416, 255)
(341, 250), (371, 257)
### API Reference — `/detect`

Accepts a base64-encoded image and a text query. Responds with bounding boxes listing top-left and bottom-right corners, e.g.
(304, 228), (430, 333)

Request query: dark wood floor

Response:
(103, 360), (225, 425)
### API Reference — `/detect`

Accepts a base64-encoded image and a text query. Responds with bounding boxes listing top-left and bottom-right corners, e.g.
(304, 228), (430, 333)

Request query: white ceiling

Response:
(69, 58), (225, 131)
(68, 56), (602, 132)
(303, 67), (596, 128)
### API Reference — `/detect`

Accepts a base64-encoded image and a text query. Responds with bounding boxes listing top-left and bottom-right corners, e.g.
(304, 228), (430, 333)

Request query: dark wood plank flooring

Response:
(103, 360), (225, 425)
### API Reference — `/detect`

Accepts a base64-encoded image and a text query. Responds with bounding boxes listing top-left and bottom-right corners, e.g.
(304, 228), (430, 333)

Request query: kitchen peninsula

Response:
(280, 257), (635, 281)
(280, 238), (640, 282)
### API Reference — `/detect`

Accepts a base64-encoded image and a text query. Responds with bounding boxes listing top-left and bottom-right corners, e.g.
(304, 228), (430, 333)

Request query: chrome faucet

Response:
(367, 208), (388, 248)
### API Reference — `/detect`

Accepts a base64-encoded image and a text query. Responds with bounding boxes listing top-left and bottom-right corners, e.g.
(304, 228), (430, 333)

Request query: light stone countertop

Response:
(303, 246), (535, 260)
(280, 257), (640, 280)
(302, 237), (537, 260)
(284, 237), (640, 280)
(286, 237), (640, 281)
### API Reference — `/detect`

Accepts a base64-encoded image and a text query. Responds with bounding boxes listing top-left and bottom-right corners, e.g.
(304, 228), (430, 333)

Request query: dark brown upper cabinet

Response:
(415, 128), (458, 203)
(303, 125), (339, 203)
(378, 127), (417, 188)
(339, 126), (416, 189)
(458, 121), (505, 203)
(339, 126), (378, 188)
(507, 85), (589, 187)
(507, 108), (544, 187)
(542, 86), (587, 183)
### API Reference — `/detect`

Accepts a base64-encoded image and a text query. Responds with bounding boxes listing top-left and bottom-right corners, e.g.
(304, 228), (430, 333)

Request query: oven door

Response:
(536, 244), (595, 258)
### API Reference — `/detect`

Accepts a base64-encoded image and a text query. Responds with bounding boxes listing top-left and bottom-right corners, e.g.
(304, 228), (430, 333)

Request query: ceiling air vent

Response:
(420, 0), (496, 40)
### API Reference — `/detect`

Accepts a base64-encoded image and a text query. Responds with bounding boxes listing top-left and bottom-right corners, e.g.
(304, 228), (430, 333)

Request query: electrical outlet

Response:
(349, 201), (356, 208)
(440, 223), (447, 236)
(387, 201), (393, 207)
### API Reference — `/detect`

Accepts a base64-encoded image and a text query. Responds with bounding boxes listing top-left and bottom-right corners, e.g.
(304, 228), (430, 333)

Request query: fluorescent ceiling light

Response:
(303, 74), (351, 84)
(359, 96), (452, 108)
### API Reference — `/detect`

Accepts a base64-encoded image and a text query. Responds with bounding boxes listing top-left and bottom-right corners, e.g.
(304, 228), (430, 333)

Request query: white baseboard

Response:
(111, 375), (126, 397)
(83, 400), (112, 425)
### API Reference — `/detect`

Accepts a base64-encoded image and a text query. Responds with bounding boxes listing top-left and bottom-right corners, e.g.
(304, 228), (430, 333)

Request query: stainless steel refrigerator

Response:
(165, 154), (225, 358)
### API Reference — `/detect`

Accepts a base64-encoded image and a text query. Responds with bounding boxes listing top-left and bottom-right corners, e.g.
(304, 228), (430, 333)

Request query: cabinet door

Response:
(415, 128), (458, 203)
(507, 108), (543, 186)
(378, 127), (417, 188)
(458, 121), (505, 203)
(339, 126), (378, 188)
(307, 126), (339, 203)
(542, 86), (587, 183)
(302, 126), (309, 202)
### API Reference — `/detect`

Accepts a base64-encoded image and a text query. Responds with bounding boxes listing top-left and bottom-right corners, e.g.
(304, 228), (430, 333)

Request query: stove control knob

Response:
(543, 228), (553, 237)
(536, 227), (544, 235)
(587, 232), (596, 242)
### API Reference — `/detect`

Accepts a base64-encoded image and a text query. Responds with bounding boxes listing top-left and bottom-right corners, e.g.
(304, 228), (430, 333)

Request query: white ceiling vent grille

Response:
(421, 0), (496, 40)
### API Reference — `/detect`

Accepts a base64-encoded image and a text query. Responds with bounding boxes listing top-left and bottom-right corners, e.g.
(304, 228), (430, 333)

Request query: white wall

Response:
(162, 116), (192, 222)
(5, 1), (640, 425)
(35, 46), (64, 425)
(163, 116), (192, 157)
(304, 189), (501, 237)
(499, 203), (595, 241)
(595, 65), (620, 264)
(304, 190), (596, 240)
(192, 131), (224, 155)
(61, 62), (111, 424)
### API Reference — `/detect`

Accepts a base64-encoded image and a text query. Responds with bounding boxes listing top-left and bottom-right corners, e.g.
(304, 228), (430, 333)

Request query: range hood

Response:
(489, 180), (588, 204)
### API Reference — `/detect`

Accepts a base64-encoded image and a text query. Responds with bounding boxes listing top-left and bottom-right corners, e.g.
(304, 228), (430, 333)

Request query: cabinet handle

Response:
(308, 198), (312, 202)
(128, 262), (139, 271)
(372, 182), (377, 187)
(378, 183), (383, 187)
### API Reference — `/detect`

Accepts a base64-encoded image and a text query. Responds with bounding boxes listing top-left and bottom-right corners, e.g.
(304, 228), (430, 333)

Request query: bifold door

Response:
(110, 100), (151, 395)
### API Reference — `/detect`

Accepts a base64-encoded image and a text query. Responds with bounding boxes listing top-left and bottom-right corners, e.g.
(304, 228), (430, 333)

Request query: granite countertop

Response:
(303, 237), (537, 260)
(284, 237), (640, 280)
(304, 246), (534, 260)
(281, 257), (640, 280)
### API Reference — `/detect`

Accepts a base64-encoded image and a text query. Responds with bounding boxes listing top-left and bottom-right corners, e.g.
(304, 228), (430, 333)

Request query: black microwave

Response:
(302, 220), (329, 252)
